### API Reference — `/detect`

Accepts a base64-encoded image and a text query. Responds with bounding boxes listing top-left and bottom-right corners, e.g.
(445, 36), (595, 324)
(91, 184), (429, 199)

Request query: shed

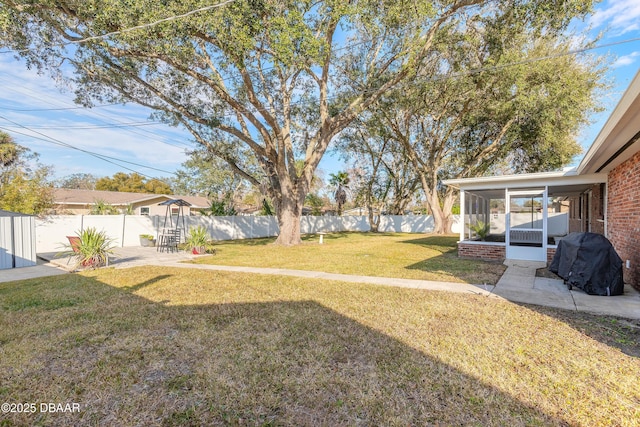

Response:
(0, 210), (37, 269)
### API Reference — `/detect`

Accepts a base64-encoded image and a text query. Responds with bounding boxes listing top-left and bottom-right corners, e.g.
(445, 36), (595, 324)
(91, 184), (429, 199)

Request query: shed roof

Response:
(0, 209), (33, 217)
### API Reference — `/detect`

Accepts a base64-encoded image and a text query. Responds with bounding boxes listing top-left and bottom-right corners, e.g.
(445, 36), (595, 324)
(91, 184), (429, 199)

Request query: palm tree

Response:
(329, 171), (350, 216)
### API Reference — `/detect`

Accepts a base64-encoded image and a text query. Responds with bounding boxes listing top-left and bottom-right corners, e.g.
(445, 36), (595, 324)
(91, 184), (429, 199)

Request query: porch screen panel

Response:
(509, 195), (543, 247)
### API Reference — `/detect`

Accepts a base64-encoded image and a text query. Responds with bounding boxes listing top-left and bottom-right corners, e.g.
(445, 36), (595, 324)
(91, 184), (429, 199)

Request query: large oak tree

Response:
(0, 0), (595, 243)
(343, 30), (605, 233)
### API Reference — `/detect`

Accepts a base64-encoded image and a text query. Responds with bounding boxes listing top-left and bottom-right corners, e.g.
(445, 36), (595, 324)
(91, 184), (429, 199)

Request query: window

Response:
(140, 207), (150, 216)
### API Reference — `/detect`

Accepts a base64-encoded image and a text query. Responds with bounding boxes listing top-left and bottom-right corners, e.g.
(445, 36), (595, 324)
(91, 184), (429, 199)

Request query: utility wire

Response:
(69, 0), (237, 44)
(0, 74), (193, 149)
(0, 102), (123, 111)
(0, 121), (161, 130)
(0, 116), (175, 176)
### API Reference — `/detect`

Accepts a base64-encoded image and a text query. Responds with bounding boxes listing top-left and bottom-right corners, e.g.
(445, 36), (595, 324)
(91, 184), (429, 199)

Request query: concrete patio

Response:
(1, 247), (639, 320)
(493, 260), (640, 319)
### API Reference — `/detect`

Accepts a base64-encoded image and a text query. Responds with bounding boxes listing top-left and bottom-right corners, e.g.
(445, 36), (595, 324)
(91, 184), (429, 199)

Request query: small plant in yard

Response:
(139, 234), (156, 247)
(185, 225), (213, 254)
(59, 227), (116, 269)
(470, 220), (490, 241)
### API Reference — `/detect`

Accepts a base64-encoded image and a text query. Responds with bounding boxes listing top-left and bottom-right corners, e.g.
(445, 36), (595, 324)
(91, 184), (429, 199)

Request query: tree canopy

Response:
(339, 25), (604, 233)
(0, 0), (597, 242)
(56, 173), (99, 190)
(95, 172), (173, 194)
(0, 131), (54, 215)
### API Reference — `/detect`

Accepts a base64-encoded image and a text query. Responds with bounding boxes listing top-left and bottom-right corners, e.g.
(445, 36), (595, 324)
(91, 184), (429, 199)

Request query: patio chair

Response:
(158, 229), (181, 253)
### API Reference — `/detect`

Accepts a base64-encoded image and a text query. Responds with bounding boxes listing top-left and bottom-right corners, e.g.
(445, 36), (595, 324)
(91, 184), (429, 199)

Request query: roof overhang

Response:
(443, 170), (607, 199)
(578, 68), (640, 174)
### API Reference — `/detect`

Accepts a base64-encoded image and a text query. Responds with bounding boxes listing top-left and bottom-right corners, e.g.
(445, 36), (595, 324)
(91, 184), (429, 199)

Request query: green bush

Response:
(60, 227), (116, 269)
(186, 225), (209, 248)
(470, 220), (490, 240)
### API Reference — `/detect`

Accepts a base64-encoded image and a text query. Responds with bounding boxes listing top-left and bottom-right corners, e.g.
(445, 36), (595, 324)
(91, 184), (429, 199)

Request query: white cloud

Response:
(612, 51), (640, 67)
(590, 0), (640, 36)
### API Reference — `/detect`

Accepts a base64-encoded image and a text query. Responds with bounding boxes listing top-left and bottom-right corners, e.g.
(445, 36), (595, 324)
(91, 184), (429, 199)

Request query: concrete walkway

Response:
(2, 247), (639, 319)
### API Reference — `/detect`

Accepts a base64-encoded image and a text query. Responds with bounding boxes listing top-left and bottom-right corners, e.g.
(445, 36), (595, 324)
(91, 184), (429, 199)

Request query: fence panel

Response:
(34, 214), (454, 252)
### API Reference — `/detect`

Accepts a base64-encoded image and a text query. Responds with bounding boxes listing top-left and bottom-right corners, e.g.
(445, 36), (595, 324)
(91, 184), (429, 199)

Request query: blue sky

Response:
(0, 0), (639, 183)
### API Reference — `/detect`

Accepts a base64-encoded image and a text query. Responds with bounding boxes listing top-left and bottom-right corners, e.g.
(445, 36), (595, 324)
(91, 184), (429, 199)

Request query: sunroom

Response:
(444, 170), (607, 263)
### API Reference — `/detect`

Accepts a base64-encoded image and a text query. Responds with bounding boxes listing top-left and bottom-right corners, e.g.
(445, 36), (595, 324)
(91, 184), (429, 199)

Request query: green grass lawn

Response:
(192, 232), (506, 285)
(1, 267), (639, 426)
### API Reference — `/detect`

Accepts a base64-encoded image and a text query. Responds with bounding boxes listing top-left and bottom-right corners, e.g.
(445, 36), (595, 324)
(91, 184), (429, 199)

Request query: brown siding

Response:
(608, 150), (640, 290)
(458, 243), (505, 261)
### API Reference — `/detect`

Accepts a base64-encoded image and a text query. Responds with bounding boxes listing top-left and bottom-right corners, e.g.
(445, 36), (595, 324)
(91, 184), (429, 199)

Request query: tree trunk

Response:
(368, 206), (380, 232)
(429, 189), (456, 234)
(273, 183), (306, 246)
(416, 169), (454, 235)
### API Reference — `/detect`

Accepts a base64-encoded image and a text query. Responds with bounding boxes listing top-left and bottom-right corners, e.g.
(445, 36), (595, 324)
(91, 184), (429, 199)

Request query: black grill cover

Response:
(549, 232), (624, 296)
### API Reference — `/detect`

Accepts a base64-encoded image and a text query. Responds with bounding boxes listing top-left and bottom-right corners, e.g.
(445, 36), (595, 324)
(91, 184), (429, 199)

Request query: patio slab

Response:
(493, 260), (640, 319)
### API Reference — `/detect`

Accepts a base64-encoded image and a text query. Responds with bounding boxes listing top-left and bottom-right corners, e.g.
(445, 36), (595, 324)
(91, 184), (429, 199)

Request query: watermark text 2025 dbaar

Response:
(2, 402), (81, 413)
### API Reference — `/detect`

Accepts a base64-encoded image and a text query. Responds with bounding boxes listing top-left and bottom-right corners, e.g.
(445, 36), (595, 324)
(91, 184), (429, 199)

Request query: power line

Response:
(0, 102), (123, 111)
(0, 121), (162, 130)
(0, 116), (176, 176)
(70, 0), (238, 44)
(0, 74), (194, 149)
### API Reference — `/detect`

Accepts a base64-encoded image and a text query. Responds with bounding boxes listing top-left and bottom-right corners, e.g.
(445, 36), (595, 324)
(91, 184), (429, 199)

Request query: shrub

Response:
(60, 227), (116, 269)
(470, 220), (490, 240)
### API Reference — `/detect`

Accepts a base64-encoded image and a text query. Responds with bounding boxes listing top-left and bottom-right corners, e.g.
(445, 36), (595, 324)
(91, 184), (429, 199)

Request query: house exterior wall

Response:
(607, 150), (640, 289)
(52, 202), (200, 216)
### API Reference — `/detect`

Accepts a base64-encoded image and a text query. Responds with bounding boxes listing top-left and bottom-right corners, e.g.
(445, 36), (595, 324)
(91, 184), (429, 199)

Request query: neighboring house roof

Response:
(53, 189), (210, 208)
(579, 68), (640, 174)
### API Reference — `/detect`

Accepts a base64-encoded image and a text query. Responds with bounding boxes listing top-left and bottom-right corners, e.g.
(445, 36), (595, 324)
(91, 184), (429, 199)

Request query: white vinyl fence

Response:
(35, 214), (461, 253)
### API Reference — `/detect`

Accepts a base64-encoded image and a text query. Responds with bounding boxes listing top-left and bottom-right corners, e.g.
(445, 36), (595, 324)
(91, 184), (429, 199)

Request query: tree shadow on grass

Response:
(399, 235), (461, 253)
(517, 302), (640, 359)
(0, 273), (570, 426)
(400, 236), (506, 285)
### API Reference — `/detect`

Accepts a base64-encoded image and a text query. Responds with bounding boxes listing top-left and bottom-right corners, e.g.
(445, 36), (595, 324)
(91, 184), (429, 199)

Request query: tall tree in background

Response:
(329, 171), (350, 216)
(0, 131), (53, 214)
(353, 31), (604, 233)
(0, 0), (595, 245)
(338, 117), (420, 230)
(0, 131), (22, 167)
(171, 148), (250, 200)
(95, 172), (173, 194)
(56, 173), (99, 190)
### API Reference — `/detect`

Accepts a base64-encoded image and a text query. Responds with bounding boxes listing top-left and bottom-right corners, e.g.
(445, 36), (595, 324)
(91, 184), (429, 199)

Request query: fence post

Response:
(121, 214), (126, 247)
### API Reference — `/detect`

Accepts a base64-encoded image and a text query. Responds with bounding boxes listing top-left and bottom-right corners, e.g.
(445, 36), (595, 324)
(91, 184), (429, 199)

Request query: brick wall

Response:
(608, 150), (640, 289)
(458, 242), (505, 261)
(547, 247), (556, 264)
